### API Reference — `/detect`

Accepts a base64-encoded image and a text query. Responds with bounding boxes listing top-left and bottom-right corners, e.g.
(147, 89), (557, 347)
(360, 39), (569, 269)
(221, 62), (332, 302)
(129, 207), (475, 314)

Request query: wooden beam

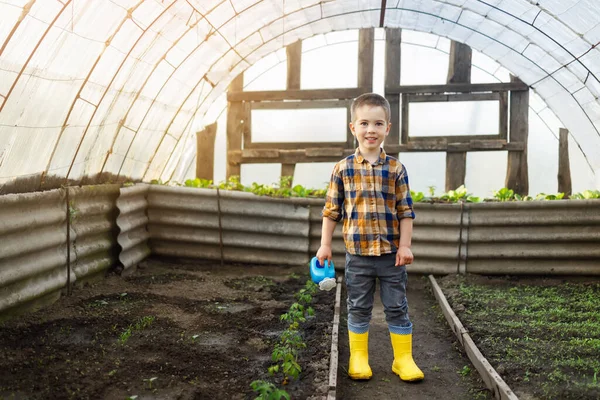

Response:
(286, 40), (302, 90)
(226, 74), (244, 178)
(244, 141), (347, 150)
(505, 75), (529, 195)
(558, 128), (572, 196)
(358, 28), (375, 91)
(250, 100), (349, 110)
(446, 152), (467, 192)
(228, 141), (525, 164)
(227, 87), (367, 102)
(386, 81), (529, 94)
(447, 41), (472, 83)
(406, 92), (500, 103)
(196, 123), (217, 181)
(385, 28), (401, 148)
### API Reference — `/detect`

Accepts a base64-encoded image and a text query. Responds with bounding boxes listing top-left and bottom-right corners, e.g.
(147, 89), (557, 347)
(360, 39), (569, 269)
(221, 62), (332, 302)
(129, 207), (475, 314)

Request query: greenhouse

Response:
(0, 1), (599, 399)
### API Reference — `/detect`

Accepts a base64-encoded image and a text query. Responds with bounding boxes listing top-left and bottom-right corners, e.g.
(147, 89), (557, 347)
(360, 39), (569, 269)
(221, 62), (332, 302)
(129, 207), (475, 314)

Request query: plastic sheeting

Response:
(0, 0), (599, 192)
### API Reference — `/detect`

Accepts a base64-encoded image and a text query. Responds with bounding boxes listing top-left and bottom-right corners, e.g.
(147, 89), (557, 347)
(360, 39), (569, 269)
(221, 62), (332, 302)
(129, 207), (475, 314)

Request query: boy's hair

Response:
(350, 93), (391, 123)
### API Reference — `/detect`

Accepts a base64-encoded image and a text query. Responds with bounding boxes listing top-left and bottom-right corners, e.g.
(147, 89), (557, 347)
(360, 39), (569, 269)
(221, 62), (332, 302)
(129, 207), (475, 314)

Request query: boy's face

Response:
(349, 105), (390, 154)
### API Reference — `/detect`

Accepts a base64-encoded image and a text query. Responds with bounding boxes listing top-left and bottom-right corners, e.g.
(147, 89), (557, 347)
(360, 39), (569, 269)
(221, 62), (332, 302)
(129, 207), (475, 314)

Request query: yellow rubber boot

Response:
(390, 332), (424, 381)
(348, 331), (372, 380)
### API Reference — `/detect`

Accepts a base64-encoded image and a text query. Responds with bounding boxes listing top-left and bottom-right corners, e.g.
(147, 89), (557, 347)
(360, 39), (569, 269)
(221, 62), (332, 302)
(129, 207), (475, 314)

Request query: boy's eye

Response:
(360, 121), (368, 126)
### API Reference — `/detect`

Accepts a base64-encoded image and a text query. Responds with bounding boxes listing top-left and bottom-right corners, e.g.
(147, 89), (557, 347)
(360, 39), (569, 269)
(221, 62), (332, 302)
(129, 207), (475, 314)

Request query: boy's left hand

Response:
(395, 246), (414, 266)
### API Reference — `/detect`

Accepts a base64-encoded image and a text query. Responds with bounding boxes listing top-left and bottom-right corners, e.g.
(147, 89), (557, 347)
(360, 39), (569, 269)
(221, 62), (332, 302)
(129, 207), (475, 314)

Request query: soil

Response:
(336, 275), (492, 400)
(0, 257), (335, 400)
(437, 274), (600, 400)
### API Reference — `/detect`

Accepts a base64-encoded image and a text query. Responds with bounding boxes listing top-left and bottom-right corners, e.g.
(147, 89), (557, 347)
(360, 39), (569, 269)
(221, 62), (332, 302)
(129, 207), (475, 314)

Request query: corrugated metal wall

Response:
(116, 184), (150, 272)
(147, 186), (310, 265)
(466, 200), (600, 275)
(2, 184), (600, 315)
(69, 185), (121, 282)
(0, 189), (68, 314)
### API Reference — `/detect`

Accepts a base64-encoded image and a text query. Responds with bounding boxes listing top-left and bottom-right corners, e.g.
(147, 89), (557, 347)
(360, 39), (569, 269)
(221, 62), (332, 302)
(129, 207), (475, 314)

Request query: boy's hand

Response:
(395, 246), (414, 266)
(316, 244), (333, 266)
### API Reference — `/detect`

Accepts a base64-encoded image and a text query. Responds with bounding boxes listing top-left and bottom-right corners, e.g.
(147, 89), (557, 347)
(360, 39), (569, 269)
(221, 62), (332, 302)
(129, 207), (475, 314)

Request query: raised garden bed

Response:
(0, 257), (335, 399)
(438, 274), (600, 400)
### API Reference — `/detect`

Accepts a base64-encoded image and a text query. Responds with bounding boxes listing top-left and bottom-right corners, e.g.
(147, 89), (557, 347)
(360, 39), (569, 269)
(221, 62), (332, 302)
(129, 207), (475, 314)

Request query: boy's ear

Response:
(349, 122), (356, 134)
(385, 122), (391, 134)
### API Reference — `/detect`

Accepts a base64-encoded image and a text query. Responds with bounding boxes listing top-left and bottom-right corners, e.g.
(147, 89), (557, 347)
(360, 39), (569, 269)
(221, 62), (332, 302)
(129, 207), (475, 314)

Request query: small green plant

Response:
(410, 190), (425, 202)
(440, 185), (480, 203)
(118, 316), (155, 345)
(534, 192), (565, 201)
(250, 380), (290, 400)
(493, 187), (515, 202)
(143, 376), (158, 390)
(458, 365), (471, 377)
(431, 365), (441, 372)
(571, 189), (600, 199)
(218, 175), (244, 191)
(184, 178), (213, 188)
(119, 327), (132, 345)
(428, 185), (436, 197)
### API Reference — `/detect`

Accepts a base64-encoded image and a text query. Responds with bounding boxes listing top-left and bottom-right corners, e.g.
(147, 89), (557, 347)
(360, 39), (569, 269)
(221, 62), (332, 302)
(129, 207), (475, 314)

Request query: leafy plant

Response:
(218, 175), (244, 191)
(410, 190), (425, 202)
(493, 187), (515, 202)
(250, 380), (290, 400)
(571, 190), (600, 200)
(534, 192), (565, 201)
(184, 178), (213, 188)
(440, 185), (480, 203)
(427, 185), (436, 197)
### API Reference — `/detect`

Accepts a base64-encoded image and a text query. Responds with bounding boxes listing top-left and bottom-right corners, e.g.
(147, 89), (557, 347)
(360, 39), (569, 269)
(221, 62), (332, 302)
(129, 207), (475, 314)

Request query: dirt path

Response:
(336, 275), (492, 400)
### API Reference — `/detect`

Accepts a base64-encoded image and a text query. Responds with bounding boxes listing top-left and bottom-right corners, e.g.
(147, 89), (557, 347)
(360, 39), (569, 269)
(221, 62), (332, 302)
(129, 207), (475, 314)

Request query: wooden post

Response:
(505, 75), (529, 195)
(445, 41), (472, 191)
(286, 40), (302, 90)
(446, 152), (467, 192)
(385, 28), (401, 150)
(282, 40), (303, 180)
(226, 74), (244, 179)
(447, 42), (472, 83)
(558, 128), (572, 196)
(358, 28), (375, 91)
(196, 122), (217, 180)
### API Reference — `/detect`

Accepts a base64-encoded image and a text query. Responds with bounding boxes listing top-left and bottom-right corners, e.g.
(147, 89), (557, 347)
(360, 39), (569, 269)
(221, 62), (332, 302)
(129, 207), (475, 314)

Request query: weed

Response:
(431, 365), (441, 372)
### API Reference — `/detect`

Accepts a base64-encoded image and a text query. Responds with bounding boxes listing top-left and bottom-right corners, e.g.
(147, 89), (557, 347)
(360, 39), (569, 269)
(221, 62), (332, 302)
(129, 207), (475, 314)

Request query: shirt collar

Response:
(355, 148), (387, 165)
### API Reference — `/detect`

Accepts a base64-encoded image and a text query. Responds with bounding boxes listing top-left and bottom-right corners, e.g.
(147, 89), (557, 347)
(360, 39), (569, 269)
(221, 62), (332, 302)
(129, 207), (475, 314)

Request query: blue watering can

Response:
(310, 256), (335, 284)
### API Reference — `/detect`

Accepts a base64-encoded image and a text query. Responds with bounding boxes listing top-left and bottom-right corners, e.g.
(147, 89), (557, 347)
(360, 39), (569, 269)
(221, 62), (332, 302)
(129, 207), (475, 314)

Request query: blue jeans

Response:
(345, 252), (412, 335)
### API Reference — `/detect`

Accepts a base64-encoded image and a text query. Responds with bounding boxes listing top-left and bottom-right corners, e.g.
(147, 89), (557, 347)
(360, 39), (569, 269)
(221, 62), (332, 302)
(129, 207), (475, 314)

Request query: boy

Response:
(316, 93), (424, 382)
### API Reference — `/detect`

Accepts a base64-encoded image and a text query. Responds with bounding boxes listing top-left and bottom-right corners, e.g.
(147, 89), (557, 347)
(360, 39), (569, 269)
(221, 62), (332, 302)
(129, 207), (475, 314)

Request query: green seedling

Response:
(250, 380), (290, 400)
(143, 377), (158, 390)
(458, 365), (471, 377)
(428, 185), (436, 197)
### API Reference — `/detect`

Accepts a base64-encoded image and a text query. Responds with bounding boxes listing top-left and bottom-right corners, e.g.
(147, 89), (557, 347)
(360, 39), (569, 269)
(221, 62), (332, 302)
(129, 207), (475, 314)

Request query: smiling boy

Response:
(317, 93), (424, 382)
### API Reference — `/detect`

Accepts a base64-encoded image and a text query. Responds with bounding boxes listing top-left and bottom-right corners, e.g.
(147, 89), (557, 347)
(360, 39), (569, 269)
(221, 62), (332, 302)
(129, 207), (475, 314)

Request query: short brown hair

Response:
(350, 93), (391, 123)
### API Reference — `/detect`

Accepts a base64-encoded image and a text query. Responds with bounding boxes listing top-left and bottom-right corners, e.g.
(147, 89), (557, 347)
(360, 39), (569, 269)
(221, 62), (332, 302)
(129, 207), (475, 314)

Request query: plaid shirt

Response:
(322, 148), (415, 256)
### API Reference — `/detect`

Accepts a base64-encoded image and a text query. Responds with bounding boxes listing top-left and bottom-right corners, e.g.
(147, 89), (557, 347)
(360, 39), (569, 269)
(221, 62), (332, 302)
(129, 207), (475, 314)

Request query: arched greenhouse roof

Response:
(1, 0), (599, 193)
